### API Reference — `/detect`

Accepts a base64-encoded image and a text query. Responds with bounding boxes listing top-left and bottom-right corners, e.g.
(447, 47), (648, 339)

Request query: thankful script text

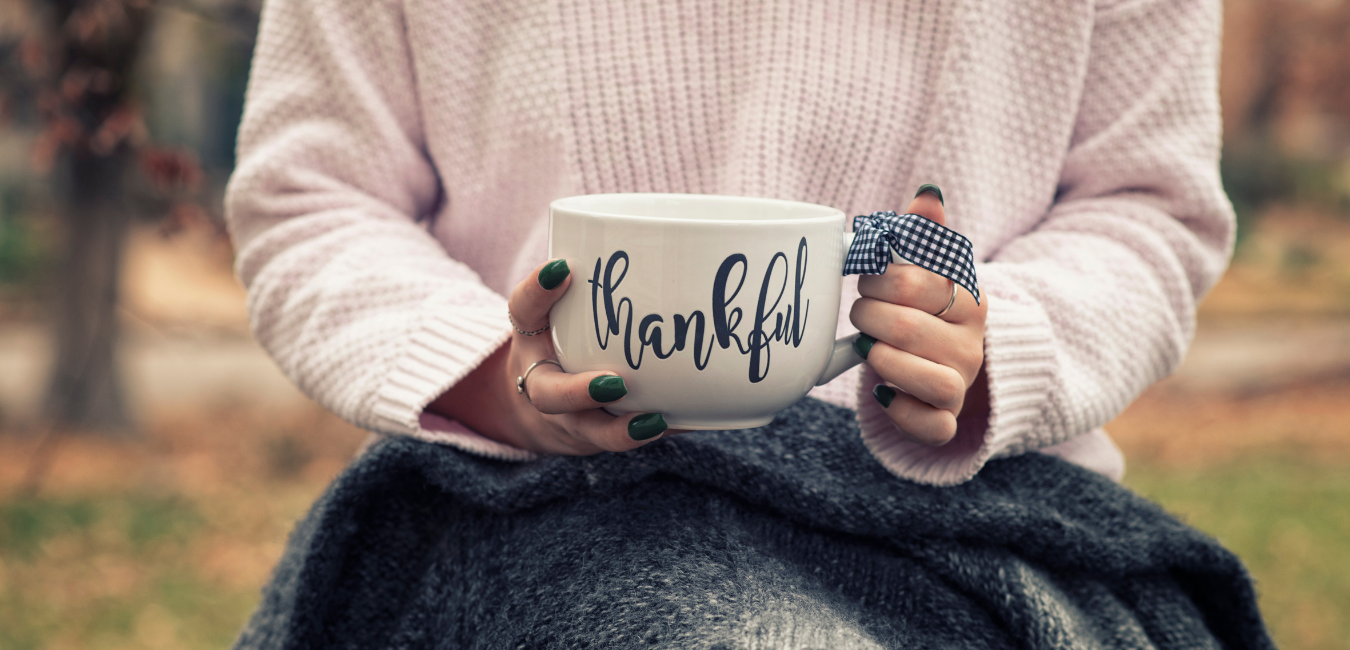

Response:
(588, 238), (811, 383)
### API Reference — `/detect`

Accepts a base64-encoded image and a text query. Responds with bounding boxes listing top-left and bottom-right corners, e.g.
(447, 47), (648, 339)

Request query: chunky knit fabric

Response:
(225, 0), (1233, 485)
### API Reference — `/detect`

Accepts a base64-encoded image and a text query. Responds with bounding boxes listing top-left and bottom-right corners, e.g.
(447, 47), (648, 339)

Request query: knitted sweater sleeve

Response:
(858, 0), (1233, 485)
(224, 0), (531, 459)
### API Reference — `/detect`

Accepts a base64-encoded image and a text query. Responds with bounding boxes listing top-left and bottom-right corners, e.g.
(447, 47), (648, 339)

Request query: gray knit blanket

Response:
(233, 398), (1273, 649)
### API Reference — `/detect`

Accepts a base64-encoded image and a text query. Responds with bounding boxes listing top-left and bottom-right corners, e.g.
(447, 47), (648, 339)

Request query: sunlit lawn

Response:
(1, 493), (257, 650)
(1127, 460), (1350, 650)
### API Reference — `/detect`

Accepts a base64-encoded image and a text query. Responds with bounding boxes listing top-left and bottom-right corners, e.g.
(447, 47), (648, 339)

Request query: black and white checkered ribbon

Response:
(844, 211), (981, 305)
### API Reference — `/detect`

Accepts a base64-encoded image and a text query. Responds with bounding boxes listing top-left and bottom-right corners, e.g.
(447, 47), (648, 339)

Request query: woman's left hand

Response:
(849, 186), (989, 445)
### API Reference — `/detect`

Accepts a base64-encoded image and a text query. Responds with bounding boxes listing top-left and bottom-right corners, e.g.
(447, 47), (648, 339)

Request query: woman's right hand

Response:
(426, 260), (671, 454)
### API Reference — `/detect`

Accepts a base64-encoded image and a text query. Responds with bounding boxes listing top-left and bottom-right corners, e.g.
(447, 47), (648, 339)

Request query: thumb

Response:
(508, 259), (571, 335)
(904, 184), (945, 227)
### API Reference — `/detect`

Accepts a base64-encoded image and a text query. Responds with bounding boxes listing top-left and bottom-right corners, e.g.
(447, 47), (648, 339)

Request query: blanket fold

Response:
(234, 398), (1272, 649)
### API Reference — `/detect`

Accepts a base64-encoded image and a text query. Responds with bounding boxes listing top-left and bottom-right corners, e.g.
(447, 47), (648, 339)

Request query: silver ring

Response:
(932, 281), (957, 318)
(516, 359), (563, 405)
(508, 309), (550, 336)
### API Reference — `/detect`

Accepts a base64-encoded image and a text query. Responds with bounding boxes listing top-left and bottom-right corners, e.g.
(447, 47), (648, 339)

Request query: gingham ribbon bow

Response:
(844, 211), (981, 305)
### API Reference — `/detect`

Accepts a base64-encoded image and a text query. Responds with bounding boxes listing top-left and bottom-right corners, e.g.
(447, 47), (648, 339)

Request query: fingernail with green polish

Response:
(588, 375), (627, 403)
(628, 413), (667, 441)
(873, 384), (896, 409)
(915, 184), (944, 205)
(538, 259), (570, 290)
(853, 333), (876, 359)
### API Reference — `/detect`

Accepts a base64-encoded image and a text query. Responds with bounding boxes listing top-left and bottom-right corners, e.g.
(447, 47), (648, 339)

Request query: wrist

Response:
(426, 342), (529, 448)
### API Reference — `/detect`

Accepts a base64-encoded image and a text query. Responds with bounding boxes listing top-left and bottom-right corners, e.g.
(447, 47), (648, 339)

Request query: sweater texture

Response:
(232, 399), (1273, 648)
(225, 0), (1234, 485)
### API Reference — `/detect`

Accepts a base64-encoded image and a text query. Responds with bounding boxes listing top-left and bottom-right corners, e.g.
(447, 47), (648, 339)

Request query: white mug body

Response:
(549, 194), (846, 430)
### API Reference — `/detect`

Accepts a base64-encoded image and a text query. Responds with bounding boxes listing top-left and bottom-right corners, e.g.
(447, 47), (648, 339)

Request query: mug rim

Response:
(551, 193), (844, 226)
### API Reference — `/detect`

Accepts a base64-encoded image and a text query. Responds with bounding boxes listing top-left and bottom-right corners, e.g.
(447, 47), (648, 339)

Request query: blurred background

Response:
(0, 0), (1347, 648)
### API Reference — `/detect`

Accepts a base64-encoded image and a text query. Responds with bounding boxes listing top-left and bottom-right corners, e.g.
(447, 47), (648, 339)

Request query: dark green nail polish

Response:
(538, 259), (570, 290)
(915, 184), (944, 205)
(628, 413), (667, 441)
(588, 375), (627, 403)
(853, 333), (876, 359)
(873, 385), (897, 408)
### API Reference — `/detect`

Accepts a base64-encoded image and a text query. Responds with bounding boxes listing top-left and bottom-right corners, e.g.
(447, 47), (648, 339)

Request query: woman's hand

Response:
(850, 185), (990, 445)
(427, 261), (670, 454)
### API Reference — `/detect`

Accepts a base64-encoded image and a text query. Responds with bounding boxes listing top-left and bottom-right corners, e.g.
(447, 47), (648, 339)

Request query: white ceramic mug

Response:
(548, 193), (869, 430)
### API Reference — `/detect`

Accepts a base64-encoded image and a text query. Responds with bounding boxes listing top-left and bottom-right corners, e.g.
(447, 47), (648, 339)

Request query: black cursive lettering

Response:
(586, 239), (812, 378)
(747, 252), (788, 383)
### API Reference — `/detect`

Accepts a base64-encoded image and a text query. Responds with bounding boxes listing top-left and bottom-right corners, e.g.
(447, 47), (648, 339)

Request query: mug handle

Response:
(814, 231), (909, 386)
(816, 336), (865, 386)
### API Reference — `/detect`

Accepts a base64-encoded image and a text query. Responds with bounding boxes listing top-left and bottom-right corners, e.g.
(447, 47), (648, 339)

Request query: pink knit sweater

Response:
(225, 0), (1232, 485)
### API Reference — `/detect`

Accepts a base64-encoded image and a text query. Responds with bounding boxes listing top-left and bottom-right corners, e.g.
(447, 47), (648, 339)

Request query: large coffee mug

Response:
(548, 193), (874, 430)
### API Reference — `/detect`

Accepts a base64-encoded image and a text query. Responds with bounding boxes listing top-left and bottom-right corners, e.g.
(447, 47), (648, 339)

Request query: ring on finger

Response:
(932, 281), (957, 318)
(517, 359), (563, 405)
(508, 309), (550, 336)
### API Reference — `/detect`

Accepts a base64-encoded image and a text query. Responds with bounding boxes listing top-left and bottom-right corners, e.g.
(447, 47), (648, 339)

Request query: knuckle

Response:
(959, 345), (985, 375)
(917, 413), (958, 446)
(895, 264), (926, 289)
(544, 386), (591, 416)
(848, 297), (872, 324)
(527, 377), (560, 414)
(512, 276), (540, 303)
(535, 400), (566, 416)
(930, 370), (965, 410)
(887, 310), (922, 347)
(509, 282), (552, 329)
(850, 301), (883, 336)
(934, 414), (959, 444)
(566, 382), (592, 411)
(527, 385), (557, 414)
(873, 269), (910, 304)
(856, 274), (884, 298)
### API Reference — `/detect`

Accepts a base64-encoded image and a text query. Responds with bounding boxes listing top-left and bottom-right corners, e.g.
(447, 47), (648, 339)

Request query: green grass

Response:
(0, 494), (255, 650)
(1127, 459), (1350, 650)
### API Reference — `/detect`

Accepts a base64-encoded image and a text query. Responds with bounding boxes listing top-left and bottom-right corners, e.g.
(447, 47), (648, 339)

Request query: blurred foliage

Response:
(263, 433), (315, 481)
(0, 0), (257, 294)
(0, 185), (52, 289)
(1220, 0), (1350, 249)
(1222, 143), (1350, 251)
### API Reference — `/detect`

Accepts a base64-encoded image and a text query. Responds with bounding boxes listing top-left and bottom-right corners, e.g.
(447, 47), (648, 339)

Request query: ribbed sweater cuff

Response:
(371, 297), (538, 462)
(857, 265), (1057, 486)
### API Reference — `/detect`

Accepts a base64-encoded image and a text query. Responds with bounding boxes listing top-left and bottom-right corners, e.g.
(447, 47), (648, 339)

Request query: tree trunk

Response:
(42, 148), (133, 431)
(31, 0), (153, 432)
